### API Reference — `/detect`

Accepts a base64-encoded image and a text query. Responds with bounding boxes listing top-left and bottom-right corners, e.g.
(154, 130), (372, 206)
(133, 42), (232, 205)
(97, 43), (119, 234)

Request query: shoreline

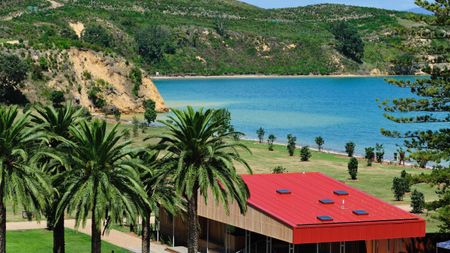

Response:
(151, 74), (425, 80)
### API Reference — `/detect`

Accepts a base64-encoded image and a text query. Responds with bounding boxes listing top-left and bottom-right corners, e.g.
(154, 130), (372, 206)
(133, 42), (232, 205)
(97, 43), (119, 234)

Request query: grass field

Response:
(6, 229), (131, 253)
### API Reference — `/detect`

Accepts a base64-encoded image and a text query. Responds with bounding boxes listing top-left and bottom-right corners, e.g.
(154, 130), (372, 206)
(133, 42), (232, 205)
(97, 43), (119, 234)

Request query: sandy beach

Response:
(150, 74), (423, 80)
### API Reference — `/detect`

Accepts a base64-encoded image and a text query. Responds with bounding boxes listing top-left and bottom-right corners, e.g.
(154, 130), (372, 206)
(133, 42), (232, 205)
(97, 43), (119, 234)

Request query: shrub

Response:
(300, 146), (311, 161)
(365, 147), (375, 166)
(287, 134), (296, 156)
(345, 141), (355, 157)
(256, 127), (265, 143)
(82, 70), (92, 80)
(392, 177), (408, 201)
(49, 90), (65, 107)
(400, 170), (412, 192)
(214, 17), (227, 37)
(390, 53), (418, 75)
(130, 67), (143, 97)
(136, 26), (173, 64)
(31, 64), (44, 80)
(348, 157), (358, 180)
(82, 24), (112, 48)
(143, 99), (157, 125)
(0, 53), (29, 105)
(315, 136), (324, 151)
(272, 166), (287, 174)
(410, 189), (425, 213)
(87, 86), (105, 108)
(267, 134), (276, 151)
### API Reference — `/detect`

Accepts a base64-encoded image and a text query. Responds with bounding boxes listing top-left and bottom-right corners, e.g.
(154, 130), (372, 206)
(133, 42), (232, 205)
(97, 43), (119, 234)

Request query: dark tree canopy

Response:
(0, 53), (29, 104)
(49, 90), (65, 108)
(136, 26), (173, 64)
(82, 25), (112, 48)
(331, 21), (365, 63)
(143, 99), (157, 125)
(381, 58), (449, 163)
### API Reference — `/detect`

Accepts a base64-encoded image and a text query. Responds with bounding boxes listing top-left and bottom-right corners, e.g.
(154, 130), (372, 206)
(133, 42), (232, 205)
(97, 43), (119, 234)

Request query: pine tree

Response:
(348, 158), (358, 180)
(300, 146), (312, 161)
(411, 189), (425, 213)
(381, 0), (450, 231)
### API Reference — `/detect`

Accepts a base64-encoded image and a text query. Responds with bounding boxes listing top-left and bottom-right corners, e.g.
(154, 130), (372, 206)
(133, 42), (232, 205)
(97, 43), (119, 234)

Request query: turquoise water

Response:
(155, 77), (439, 159)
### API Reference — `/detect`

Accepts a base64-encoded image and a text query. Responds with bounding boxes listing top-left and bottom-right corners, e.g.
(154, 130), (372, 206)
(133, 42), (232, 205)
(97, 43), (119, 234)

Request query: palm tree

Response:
(138, 150), (182, 253)
(32, 103), (84, 253)
(154, 106), (252, 253)
(315, 136), (324, 151)
(0, 105), (51, 253)
(55, 120), (149, 253)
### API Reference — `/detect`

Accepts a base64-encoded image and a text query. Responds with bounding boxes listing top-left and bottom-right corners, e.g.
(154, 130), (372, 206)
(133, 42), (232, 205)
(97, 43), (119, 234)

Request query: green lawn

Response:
(6, 229), (131, 253)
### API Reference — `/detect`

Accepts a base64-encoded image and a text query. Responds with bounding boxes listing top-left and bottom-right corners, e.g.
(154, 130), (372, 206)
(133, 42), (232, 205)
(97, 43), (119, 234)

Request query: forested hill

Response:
(0, 0), (449, 77)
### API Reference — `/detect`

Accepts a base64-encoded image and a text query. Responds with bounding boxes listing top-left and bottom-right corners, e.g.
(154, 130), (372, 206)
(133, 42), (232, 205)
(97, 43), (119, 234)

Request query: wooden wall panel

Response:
(197, 194), (293, 243)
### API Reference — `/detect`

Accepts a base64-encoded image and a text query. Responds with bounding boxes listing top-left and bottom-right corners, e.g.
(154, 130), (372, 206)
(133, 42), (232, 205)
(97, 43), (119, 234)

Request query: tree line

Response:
(0, 104), (249, 253)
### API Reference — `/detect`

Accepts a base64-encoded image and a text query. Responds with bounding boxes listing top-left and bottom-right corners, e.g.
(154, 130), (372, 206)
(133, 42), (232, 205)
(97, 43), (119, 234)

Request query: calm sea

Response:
(154, 76), (441, 159)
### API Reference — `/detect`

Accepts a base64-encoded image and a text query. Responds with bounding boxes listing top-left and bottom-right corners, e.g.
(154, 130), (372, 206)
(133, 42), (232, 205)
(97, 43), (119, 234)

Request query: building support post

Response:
(289, 243), (295, 253)
(316, 243), (319, 253)
(265, 236), (272, 253)
(172, 215), (175, 247)
(225, 226), (228, 253)
(206, 219), (209, 253)
(245, 230), (251, 253)
(340, 242), (345, 253)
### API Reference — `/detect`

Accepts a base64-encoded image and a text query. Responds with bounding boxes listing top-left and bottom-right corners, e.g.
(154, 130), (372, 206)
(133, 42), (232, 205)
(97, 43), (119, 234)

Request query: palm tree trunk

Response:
(91, 210), (101, 253)
(0, 197), (5, 253)
(187, 193), (199, 253)
(53, 215), (65, 253)
(141, 211), (151, 253)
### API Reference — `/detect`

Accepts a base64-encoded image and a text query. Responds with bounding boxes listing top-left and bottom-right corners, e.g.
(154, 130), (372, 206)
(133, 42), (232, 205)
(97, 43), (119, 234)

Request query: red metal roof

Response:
(241, 172), (425, 244)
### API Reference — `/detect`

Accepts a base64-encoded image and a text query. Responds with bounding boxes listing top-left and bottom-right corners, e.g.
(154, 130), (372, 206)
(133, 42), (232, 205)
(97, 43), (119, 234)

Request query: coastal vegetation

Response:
(0, 1), (448, 252)
(380, 0), (449, 232)
(0, 0), (449, 85)
(330, 21), (364, 63)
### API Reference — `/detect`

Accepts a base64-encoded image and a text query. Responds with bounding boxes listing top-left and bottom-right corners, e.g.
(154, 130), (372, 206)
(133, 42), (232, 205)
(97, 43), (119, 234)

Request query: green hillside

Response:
(0, 0), (448, 76)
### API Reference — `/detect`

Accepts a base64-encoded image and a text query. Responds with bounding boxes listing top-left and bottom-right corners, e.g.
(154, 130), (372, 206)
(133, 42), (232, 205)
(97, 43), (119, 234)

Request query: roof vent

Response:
(353, 210), (369, 215)
(333, 190), (349, 196)
(317, 215), (333, 221)
(319, 199), (334, 204)
(276, 189), (291, 194)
